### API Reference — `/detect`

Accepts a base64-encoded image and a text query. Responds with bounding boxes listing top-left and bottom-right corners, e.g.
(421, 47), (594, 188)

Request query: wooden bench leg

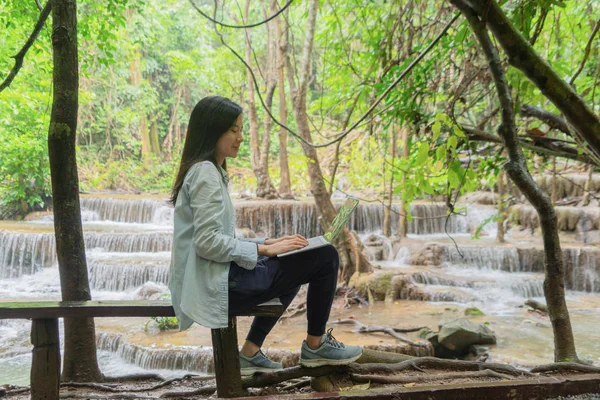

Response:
(211, 316), (244, 398)
(31, 318), (61, 400)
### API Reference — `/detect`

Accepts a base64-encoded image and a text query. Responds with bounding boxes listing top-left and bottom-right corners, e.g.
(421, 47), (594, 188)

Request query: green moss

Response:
(50, 122), (72, 139)
(464, 307), (485, 316)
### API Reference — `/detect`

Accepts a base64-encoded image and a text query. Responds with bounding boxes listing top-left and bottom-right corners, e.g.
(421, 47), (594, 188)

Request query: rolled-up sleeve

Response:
(239, 237), (265, 245)
(187, 164), (258, 269)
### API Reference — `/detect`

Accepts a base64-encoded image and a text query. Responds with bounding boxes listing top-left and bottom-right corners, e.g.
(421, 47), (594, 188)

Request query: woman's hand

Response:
(264, 234), (306, 246)
(259, 235), (308, 257)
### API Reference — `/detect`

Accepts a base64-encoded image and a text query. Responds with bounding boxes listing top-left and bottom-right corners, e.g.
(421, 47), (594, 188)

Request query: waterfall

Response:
(0, 231), (55, 279)
(96, 332), (215, 373)
(442, 246), (521, 272)
(0, 231), (172, 279)
(88, 257), (170, 291)
(81, 198), (168, 224)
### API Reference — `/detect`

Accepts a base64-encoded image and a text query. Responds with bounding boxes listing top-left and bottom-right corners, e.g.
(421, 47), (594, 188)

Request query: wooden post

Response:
(211, 316), (244, 398)
(31, 318), (60, 400)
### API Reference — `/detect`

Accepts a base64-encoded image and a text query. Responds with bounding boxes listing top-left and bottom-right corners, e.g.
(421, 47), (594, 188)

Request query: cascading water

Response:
(1, 195), (599, 384)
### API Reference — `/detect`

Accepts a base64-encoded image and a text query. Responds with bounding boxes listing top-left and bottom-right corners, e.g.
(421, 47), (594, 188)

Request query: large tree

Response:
(48, 0), (103, 381)
(450, 0), (580, 363)
(283, 0), (373, 281)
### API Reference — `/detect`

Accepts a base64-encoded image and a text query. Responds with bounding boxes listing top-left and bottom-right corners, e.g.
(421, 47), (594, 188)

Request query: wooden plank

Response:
(211, 316), (245, 398)
(235, 374), (600, 400)
(0, 299), (283, 319)
(31, 318), (60, 400)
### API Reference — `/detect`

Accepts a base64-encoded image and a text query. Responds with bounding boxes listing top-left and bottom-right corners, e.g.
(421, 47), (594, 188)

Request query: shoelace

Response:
(324, 328), (345, 349)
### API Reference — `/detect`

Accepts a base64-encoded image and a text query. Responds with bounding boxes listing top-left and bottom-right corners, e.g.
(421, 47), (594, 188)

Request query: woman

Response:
(169, 96), (361, 375)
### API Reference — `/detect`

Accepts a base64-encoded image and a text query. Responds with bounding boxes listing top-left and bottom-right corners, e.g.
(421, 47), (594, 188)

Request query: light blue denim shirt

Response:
(169, 161), (264, 330)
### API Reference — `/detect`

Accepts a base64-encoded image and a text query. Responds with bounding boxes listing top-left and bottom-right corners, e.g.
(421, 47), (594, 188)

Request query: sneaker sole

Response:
(241, 366), (283, 376)
(298, 352), (362, 368)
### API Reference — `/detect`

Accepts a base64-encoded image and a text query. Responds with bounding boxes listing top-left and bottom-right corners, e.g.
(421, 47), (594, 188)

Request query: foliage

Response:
(0, 131), (50, 217)
(146, 316), (179, 331)
(1, 0), (599, 221)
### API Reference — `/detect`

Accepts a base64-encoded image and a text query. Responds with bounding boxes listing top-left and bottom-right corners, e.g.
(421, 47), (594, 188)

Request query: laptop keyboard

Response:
(308, 236), (328, 247)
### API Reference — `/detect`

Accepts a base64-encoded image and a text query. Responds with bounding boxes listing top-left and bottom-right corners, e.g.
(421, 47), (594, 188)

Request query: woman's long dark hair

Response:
(170, 96), (243, 206)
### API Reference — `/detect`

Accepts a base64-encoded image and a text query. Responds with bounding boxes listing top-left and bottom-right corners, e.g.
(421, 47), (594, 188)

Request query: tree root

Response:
(281, 378), (312, 391)
(350, 357), (532, 377)
(530, 362), (600, 374)
(331, 318), (429, 347)
(102, 373), (165, 382)
(62, 374), (205, 393)
(357, 348), (415, 363)
(350, 368), (514, 384)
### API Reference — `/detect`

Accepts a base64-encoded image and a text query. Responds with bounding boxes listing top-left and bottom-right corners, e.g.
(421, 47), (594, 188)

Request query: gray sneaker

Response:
(299, 328), (362, 367)
(239, 350), (283, 375)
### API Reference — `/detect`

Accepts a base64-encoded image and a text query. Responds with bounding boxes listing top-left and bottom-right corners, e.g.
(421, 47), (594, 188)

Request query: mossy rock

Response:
(464, 307), (485, 316)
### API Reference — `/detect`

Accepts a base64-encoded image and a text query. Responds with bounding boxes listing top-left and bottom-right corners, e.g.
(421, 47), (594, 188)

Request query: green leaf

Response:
(432, 121), (441, 141)
(415, 142), (430, 166)
(453, 126), (466, 138)
(448, 136), (458, 149)
(436, 144), (446, 160)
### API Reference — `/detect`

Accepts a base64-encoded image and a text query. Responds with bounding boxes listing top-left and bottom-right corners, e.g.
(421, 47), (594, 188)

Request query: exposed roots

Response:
(350, 368), (514, 384)
(531, 362), (600, 374)
(62, 374), (208, 393)
(349, 357), (532, 377)
(331, 318), (429, 347)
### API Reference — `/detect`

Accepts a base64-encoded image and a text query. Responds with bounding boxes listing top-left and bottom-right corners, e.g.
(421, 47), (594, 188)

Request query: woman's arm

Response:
(187, 164), (258, 270)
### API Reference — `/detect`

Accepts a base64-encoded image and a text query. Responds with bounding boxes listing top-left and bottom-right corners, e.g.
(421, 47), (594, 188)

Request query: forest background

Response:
(1, 0), (599, 223)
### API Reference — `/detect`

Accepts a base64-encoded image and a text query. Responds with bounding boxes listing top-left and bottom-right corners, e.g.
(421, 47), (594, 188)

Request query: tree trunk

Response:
(48, 0), (103, 382)
(275, 4), (293, 199)
(383, 125), (397, 237)
(149, 114), (160, 155)
(126, 10), (151, 163)
(496, 170), (505, 243)
(284, 0), (372, 281)
(452, 0), (579, 362)
(551, 157), (558, 205)
(163, 86), (181, 161)
(257, 1), (279, 199)
(397, 127), (409, 238)
(582, 164), (593, 206)
(244, 0), (277, 199)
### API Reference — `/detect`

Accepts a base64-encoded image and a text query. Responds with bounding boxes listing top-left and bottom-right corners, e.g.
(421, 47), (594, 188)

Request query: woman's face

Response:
(216, 114), (243, 162)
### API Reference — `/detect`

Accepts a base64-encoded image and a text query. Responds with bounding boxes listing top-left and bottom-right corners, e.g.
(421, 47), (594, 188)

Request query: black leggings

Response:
(228, 244), (340, 347)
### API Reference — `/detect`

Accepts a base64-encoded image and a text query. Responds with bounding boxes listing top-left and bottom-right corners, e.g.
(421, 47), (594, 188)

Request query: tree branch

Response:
(0, 1), (51, 93)
(520, 105), (570, 135)
(464, 0), (600, 161)
(464, 127), (597, 165)
(188, 0), (293, 29)
(194, 1), (459, 148)
(570, 19), (600, 86)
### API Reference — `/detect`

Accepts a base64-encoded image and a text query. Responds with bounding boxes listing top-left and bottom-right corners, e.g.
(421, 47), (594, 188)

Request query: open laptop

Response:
(278, 198), (359, 257)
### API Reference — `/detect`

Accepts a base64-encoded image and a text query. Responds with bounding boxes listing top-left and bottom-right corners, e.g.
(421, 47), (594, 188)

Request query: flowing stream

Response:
(0, 196), (599, 384)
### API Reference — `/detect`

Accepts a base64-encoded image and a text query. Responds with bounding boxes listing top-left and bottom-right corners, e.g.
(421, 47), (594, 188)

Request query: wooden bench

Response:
(0, 299), (283, 399)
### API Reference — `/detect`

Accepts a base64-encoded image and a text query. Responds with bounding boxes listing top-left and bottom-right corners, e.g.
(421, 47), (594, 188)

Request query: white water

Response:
(1, 197), (599, 384)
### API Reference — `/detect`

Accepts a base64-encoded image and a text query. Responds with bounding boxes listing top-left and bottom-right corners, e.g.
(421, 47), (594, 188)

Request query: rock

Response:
(134, 282), (167, 300)
(362, 234), (393, 261)
(459, 191), (498, 205)
(438, 318), (496, 354)
(418, 328), (463, 359)
(464, 307), (485, 316)
(410, 243), (443, 266)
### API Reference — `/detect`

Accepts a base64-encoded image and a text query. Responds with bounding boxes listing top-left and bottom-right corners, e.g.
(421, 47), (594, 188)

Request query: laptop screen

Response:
(324, 198), (359, 242)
